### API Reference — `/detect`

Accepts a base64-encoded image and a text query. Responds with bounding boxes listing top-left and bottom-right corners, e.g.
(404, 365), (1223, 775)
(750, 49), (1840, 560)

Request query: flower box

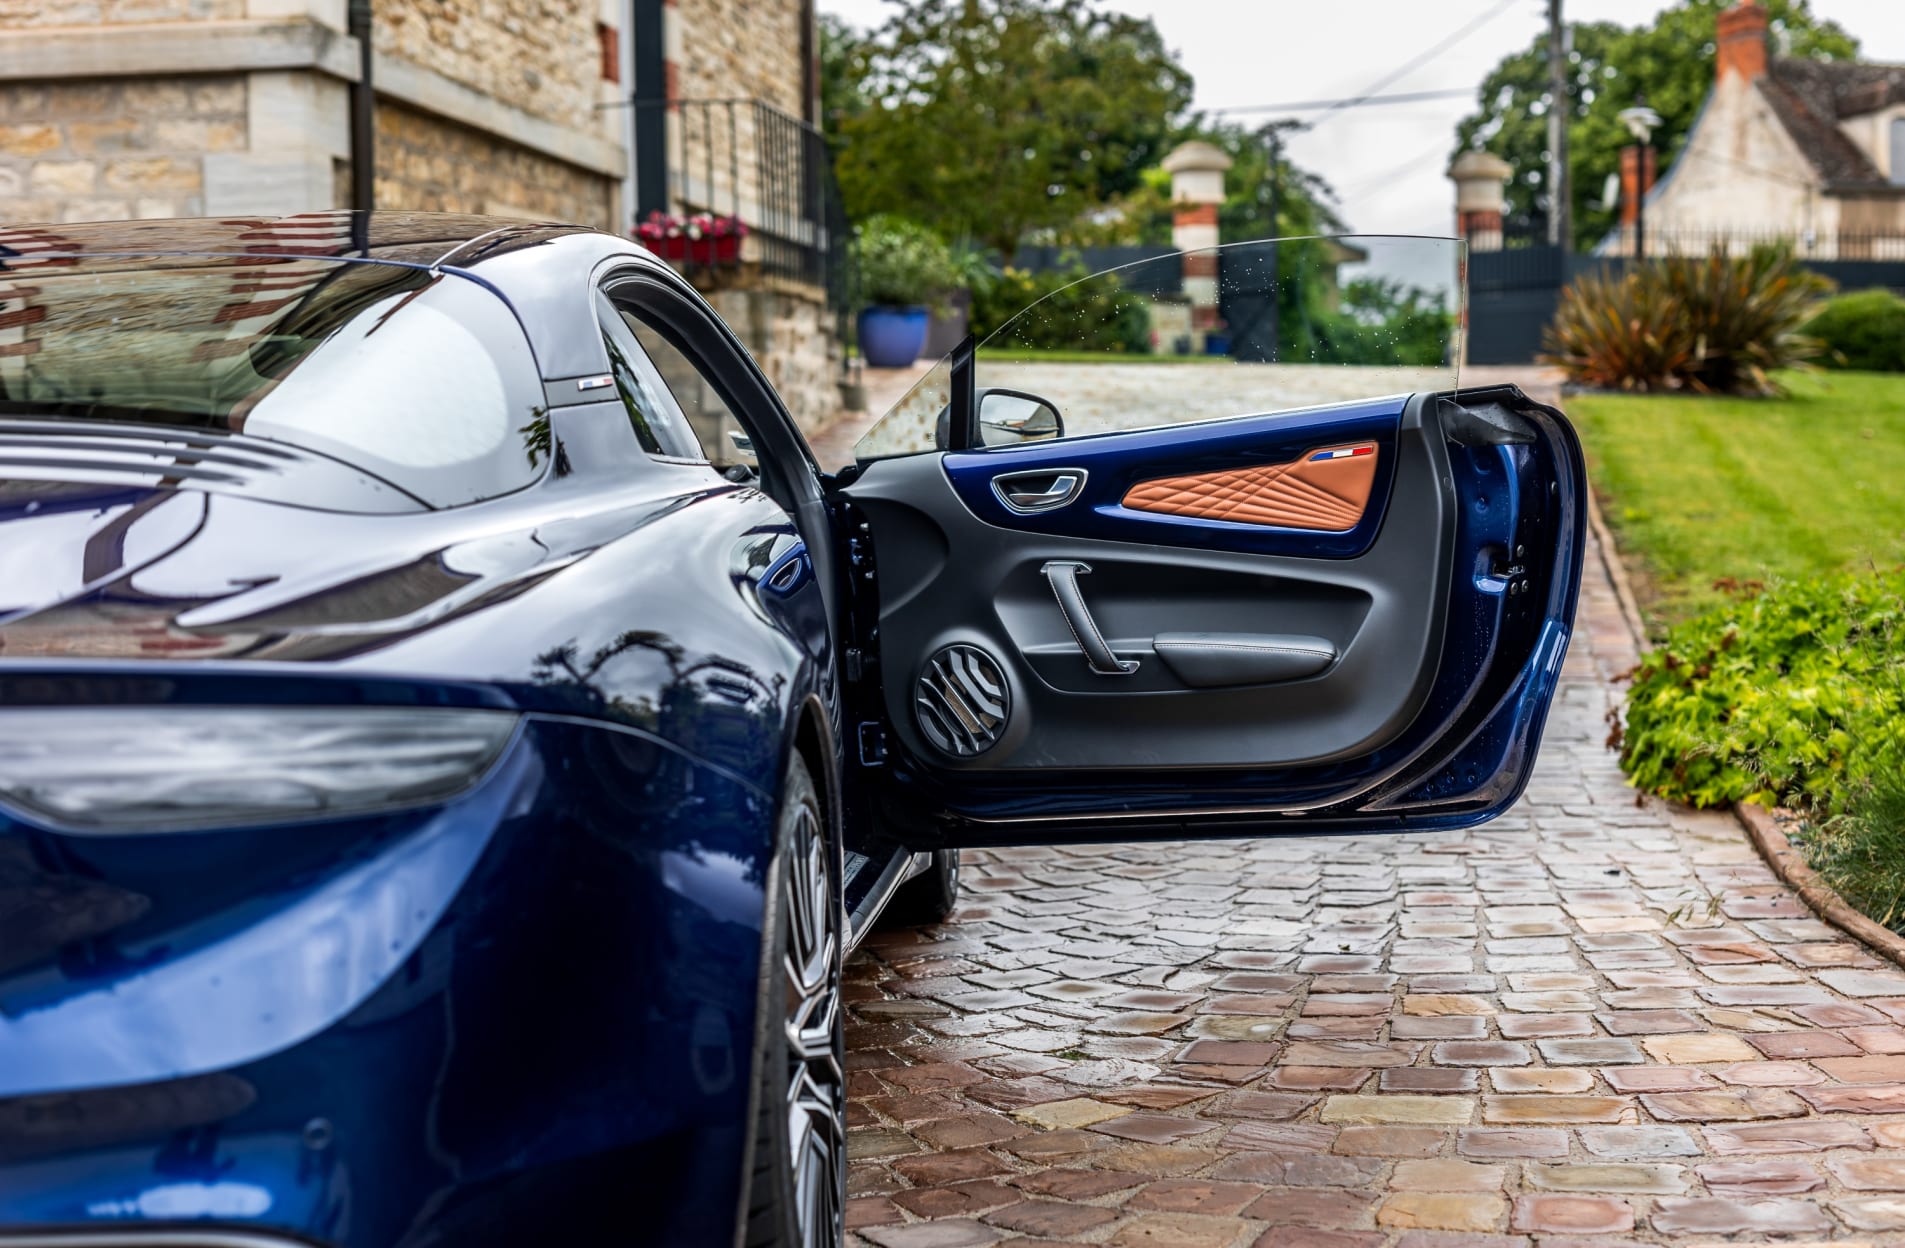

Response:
(642, 233), (743, 264)
(633, 213), (748, 265)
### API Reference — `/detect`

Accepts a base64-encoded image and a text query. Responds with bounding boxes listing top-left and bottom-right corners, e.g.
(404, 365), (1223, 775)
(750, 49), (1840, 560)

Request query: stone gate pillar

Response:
(1449, 150), (1512, 251)
(1162, 140), (1232, 344)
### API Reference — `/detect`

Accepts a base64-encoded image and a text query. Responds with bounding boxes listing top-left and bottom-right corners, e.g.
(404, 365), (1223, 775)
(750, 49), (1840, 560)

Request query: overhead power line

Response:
(1305, 0), (1524, 127)
(1211, 87), (1476, 116)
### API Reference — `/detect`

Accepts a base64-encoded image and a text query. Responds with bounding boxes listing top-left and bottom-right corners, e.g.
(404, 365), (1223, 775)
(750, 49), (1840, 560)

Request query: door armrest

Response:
(1152, 633), (1336, 689)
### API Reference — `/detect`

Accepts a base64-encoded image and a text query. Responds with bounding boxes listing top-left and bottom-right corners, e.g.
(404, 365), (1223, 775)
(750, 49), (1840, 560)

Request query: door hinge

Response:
(857, 721), (888, 767)
(845, 647), (879, 683)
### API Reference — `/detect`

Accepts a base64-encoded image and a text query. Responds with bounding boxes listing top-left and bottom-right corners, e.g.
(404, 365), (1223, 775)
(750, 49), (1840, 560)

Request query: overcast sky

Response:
(818, 0), (1905, 240)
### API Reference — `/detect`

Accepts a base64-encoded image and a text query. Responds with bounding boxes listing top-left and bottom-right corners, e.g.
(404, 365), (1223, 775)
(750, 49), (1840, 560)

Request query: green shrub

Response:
(1619, 570), (1905, 811)
(970, 263), (1151, 355)
(1804, 289), (1905, 372)
(851, 215), (958, 309)
(1804, 746), (1905, 931)
(1543, 243), (1831, 395)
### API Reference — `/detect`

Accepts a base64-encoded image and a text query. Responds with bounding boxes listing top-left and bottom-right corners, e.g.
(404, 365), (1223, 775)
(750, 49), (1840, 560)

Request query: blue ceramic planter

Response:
(858, 305), (931, 368)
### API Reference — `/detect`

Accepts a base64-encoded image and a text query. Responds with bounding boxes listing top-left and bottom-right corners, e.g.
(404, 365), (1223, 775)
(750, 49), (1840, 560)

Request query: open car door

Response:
(834, 236), (1586, 845)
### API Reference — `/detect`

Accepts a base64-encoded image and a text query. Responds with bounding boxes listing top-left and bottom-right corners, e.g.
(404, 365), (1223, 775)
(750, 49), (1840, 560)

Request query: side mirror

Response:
(976, 388), (1064, 446)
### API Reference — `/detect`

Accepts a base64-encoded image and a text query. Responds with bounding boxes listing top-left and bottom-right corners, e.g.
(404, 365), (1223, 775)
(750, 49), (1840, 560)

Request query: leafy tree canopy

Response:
(1452, 0), (1858, 251)
(1075, 119), (1344, 248)
(825, 0), (1194, 259)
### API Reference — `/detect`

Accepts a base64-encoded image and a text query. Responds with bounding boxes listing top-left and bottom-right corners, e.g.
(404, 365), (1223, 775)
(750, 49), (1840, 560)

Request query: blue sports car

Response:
(0, 214), (1585, 1247)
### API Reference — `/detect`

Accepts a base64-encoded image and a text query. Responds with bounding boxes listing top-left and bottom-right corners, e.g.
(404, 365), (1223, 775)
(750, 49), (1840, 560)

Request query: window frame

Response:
(594, 269), (821, 513)
(594, 287), (706, 463)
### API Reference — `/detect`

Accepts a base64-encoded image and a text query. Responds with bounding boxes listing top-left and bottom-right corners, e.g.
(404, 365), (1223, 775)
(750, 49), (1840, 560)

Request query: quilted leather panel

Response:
(1121, 444), (1379, 530)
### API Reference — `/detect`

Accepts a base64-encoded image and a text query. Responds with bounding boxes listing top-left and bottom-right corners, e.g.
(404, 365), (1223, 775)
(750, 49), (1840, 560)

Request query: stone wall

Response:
(675, 0), (803, 111)
(659, 0), (839, 429)
(377, 0), (606, 135)
(376, 100), (613, 228)
(1, 0), (627, 226)
(0, 75), (245, 223)
(703, 280), (834, 434)
(0, 0), (240, 27)
(668, 0), (807, 223)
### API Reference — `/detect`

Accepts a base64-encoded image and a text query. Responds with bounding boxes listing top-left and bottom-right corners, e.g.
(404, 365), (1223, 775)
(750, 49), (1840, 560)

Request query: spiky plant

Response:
(1542, 243), (1830, 396)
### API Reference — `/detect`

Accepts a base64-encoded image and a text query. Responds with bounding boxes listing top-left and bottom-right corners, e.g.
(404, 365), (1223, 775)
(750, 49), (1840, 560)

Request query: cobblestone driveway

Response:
(843, 518), (1905, 1245)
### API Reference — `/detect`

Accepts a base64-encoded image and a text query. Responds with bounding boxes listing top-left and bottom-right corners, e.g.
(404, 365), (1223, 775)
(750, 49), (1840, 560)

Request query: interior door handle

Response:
(993, 469), (1087, 514)
(1041, 561), (1138, 676)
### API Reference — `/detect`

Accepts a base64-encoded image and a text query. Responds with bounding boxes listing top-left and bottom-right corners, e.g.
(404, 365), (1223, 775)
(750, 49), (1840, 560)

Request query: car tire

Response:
(881, 848), (960, 927)
(743, 753), (845, 1248)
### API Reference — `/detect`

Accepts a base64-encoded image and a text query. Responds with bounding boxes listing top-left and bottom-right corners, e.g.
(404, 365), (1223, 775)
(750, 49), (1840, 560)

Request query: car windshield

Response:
(855, 234), (1463, 459)
(0, 253), (548, 507)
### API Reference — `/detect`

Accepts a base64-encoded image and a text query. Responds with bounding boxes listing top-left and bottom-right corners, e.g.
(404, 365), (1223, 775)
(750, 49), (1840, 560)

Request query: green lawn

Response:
(1570, 371), (1905, 632)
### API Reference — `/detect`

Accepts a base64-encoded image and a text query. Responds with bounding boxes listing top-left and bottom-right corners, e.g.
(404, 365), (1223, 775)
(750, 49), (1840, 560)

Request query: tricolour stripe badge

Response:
(1310, 443), (1376, 462)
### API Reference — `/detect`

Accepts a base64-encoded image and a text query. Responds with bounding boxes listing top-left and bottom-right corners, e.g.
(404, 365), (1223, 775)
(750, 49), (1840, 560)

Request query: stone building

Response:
(0, 0), (841, 430)
(1629, 1), (1904, 256)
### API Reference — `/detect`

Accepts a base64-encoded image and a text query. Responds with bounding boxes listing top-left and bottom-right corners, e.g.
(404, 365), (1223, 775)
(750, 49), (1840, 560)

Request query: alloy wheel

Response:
(781, 799), (843, 1247)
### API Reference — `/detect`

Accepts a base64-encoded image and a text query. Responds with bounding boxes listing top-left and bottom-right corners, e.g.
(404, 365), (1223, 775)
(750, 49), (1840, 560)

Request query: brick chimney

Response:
(1716, 2), (1769, 82)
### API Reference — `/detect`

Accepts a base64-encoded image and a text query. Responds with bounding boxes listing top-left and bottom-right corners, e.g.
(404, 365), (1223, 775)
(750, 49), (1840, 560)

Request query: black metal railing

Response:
(1589, 226), (1905, 261)
(1485, 219), (1905, 261)
(629, 96), (849, 306)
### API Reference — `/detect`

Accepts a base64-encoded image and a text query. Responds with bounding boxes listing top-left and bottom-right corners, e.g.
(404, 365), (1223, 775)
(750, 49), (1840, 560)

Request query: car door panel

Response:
(847, 393), (1450, 772)
(839, 384), (1585, 845)
(939, 396), (1404, 559)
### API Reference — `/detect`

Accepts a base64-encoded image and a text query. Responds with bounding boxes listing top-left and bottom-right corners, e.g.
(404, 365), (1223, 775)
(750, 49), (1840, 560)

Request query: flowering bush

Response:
(634, 212), (748, 243)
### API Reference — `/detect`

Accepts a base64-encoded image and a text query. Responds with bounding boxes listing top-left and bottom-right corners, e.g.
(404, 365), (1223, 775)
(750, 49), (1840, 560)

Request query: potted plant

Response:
(922, 243), (990, 358)
(851, 215), (958, 368)
(635, 212), (747, 264)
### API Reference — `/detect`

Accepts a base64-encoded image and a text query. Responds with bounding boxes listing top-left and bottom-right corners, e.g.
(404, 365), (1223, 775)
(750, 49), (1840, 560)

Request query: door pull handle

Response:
(1041, 561), (1138, 676)
(993, 469), (1087, 514)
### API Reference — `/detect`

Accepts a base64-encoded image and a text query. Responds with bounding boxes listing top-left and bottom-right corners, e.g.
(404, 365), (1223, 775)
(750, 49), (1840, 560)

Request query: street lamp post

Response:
(1617, 98), (1661, 260)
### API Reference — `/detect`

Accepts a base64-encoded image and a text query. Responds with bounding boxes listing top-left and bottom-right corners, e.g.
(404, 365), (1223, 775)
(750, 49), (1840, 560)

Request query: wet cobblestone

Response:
(844, 515), (1905, 1245)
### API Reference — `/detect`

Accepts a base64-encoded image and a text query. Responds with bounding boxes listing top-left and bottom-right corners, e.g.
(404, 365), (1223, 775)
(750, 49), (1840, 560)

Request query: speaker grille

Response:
(915, 644), (1010, 758)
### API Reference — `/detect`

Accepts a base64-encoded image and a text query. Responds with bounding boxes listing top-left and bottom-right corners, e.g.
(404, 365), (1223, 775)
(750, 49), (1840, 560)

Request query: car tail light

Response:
(0, 707), (519, 833)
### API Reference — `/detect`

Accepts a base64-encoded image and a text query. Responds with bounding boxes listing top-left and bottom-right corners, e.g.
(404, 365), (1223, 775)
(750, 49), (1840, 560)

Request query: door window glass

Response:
(854, 235), (1464, 459)
(621, 314), (753, 470)
(597, 290), (702, 459)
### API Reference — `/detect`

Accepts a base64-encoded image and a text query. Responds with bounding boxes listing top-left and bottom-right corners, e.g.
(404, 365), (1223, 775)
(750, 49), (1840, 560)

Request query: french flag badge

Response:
(1309, 443), (1375, 462)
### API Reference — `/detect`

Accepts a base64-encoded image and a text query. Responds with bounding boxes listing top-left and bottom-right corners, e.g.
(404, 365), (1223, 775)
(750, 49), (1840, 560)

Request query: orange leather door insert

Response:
(1121, 443), (1378, 531)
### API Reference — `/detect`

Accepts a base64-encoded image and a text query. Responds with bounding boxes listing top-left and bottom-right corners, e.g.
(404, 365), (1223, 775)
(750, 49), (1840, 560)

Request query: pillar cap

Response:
(1448, 150), (1513, 183)
(1161, 140), (1234, 175)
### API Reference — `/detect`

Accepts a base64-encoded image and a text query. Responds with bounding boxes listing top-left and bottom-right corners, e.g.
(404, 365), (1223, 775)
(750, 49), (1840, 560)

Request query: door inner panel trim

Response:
(1122, 443), (1377, 531)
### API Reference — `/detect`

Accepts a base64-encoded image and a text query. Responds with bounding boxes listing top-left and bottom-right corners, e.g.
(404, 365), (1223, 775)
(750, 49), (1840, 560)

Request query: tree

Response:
(1326, 277), (1454, 366)
(819, 13), (868, 156)
(1066, 119), (1345, 247)
(828, 0), (1194, 260)
(1452, 0), (1858, 251)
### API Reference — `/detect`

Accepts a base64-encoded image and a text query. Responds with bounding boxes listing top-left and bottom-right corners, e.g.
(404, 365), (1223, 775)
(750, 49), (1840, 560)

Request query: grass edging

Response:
(1586, 489), (1905, 963)
(1734, 802), (1905, 971)
(1583, 479), (1649, 648)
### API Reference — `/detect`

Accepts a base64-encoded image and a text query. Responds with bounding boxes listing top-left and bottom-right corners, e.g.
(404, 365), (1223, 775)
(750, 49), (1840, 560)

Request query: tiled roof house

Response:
(1641, 1), (1905, 256)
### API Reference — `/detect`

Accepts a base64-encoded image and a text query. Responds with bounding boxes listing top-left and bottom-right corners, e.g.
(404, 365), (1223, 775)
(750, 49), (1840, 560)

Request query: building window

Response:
(598, 22), (620, 84)
(1892, 117), (1905, 186)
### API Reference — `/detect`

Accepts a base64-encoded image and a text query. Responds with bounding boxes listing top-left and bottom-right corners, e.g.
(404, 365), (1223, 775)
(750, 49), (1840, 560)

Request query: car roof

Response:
(0, 211), (598, 271)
